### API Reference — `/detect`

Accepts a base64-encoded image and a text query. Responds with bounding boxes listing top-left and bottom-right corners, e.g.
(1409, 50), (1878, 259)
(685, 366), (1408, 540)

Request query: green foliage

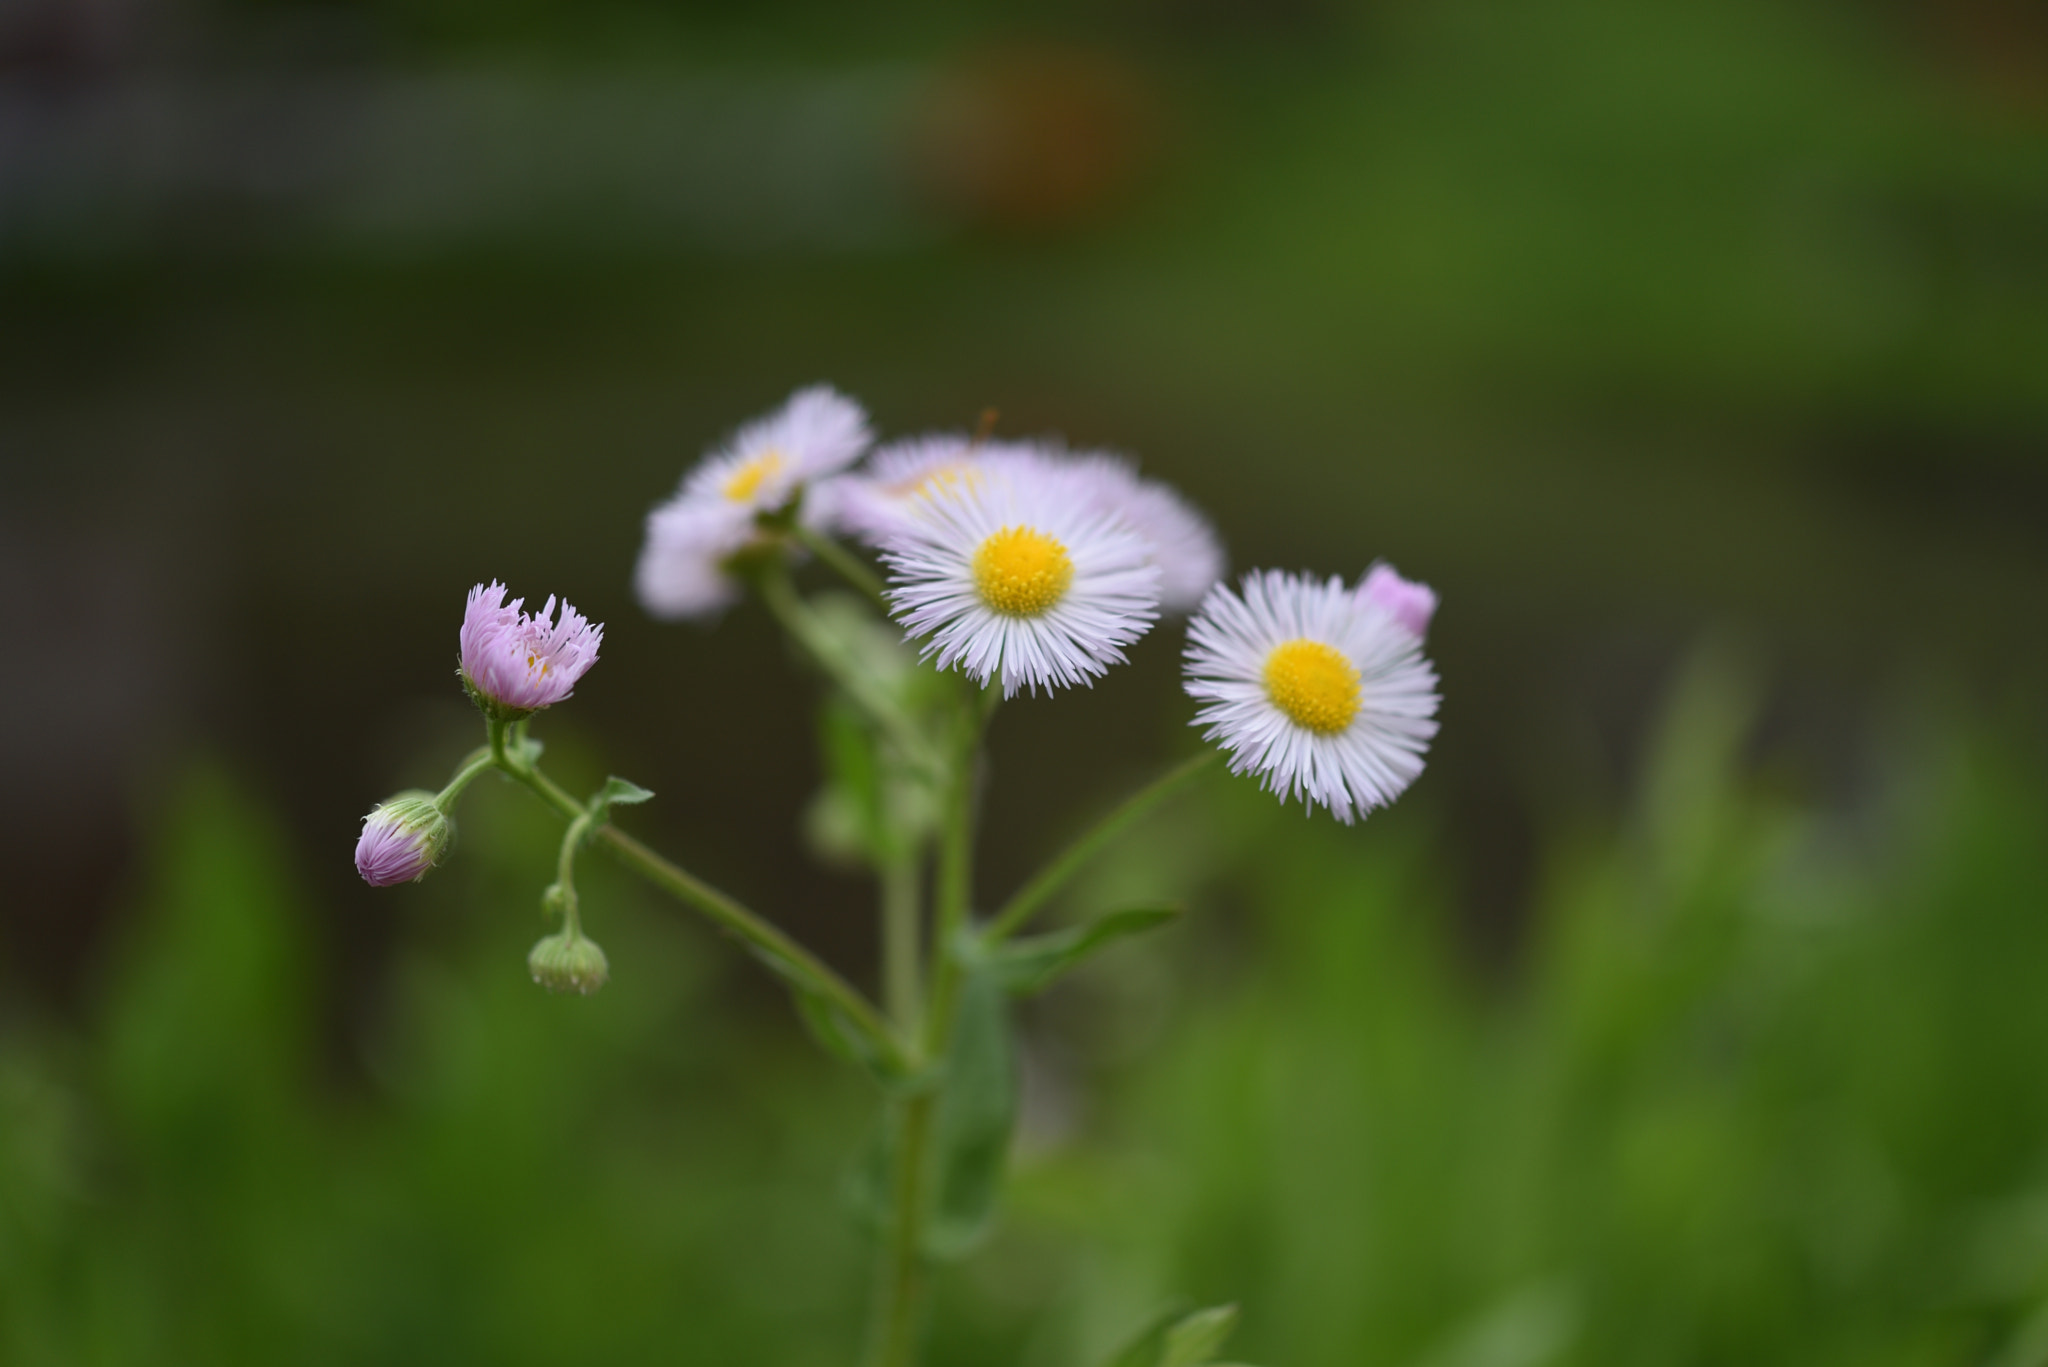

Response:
(6, 674), (2048, 1365)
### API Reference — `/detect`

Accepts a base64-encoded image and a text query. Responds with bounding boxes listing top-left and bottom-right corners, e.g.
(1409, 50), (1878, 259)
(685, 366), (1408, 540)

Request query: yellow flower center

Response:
(972, 525), (1074, 617)
(723, 450), (785, 502)
(1263, 638), (1361, 734)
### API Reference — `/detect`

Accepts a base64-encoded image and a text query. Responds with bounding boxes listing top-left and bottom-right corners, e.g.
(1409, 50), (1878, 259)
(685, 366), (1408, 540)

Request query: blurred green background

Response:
(4, 0), (2047, 1362)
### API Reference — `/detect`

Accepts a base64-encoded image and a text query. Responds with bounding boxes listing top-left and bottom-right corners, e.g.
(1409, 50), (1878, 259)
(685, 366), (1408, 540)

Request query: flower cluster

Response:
(629, 385), (1442, 820)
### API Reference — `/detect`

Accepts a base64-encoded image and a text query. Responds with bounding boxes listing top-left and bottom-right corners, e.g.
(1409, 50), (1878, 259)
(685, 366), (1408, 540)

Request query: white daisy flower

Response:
(1183, 568), (1440, 823)
(677, 384), (873, 516)
(634, 498), (754, 621)
(1054, 449), (1225, 615)
(882, 462), (1162, 697)
(634, 385), (872, 621)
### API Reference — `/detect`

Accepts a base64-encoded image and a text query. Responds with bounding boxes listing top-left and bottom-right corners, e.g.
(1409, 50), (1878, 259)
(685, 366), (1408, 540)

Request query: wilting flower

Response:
(460, 581), (604, 719)
(1183, 568), (1439, 823)
(355, 791), (452, 886)
(882, 460), (1161, 697)
(528, 929), (610, 995)
(1358, 562), (1437, 639)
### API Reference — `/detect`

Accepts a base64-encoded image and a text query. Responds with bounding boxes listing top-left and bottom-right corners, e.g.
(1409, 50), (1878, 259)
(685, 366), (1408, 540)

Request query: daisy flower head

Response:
(1183, 568), (1439, 823)
(459, 581), (604, 719)
(634, 498), (755, 622)
(1056, 448), (1225, 614)
(882, 459), (1162, 697)
(677, 384), (873, 518)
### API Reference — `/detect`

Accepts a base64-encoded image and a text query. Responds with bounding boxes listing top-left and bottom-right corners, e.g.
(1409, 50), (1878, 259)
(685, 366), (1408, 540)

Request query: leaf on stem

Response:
(923, 966), (1016, 1260)
(586, 776), (655, 826)
(982, 905), (1183, 997)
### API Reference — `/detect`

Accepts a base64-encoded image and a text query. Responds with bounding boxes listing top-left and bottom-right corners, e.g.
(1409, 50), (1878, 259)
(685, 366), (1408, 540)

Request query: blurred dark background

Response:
(4, 0), (2048, 1363)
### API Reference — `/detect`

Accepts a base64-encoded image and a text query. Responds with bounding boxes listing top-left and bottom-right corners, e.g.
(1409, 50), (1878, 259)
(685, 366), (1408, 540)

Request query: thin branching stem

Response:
(492, 739), (908, 1075)
(981, 750), (1218, 945)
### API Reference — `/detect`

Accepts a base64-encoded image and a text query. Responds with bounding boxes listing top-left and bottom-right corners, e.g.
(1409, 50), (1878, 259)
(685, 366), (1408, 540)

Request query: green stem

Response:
(551, 806), (597, 938)
(495, 749), (908, 1075)
(793, 523), (890, 609)
(881, 853), (922, 1034)
(433, 748), (497, 811)
(869, 685), (990, 1367)
(757, 570), (938, 776)
(982, 750), (1218, 945)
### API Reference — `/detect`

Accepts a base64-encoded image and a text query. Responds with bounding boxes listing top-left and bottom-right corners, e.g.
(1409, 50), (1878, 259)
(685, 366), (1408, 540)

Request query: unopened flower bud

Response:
(528, 930), (610, 995)
(1358, 563), (1437, 640)
(355, 791), (452, 887)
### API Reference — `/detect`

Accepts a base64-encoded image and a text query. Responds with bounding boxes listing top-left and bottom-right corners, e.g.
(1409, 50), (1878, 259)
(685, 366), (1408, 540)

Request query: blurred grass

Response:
(6, 655), (2047, 1365)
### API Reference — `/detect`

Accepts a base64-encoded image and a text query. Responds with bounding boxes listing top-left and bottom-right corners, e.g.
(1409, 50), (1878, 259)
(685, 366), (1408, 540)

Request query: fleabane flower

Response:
(677, 384), (872, 518)
(1358, 562), (1438, 639)
(1183, 569), (1439, 823)
(1054, 449), (1225, 614)
(635, 498), (756, 621)
(635, 385), (872, 621)
(355, 791), (452, 886)
(460, 581), (604, 719)
(882, 462), (1161, 697)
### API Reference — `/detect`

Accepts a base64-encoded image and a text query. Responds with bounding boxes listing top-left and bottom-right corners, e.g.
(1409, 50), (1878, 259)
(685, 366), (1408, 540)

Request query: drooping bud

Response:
(1358, 562), (1437, 640)
(355, 791), (453, 886)
(528, 930), (610, 995)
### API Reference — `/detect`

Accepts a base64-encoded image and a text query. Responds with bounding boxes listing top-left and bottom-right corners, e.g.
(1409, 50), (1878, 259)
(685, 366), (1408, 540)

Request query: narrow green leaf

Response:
(923, 967), (1016, 1259)
(988, 905), (1183, 997)
(1160, 1304), (1240, 1367)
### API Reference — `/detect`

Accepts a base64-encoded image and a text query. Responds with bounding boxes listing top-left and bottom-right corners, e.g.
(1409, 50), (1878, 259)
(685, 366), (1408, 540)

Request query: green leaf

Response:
(923, 967), (1016, 1260)
(1161, 1305), (1240, 1367)
(1100, 1304), (1243, 1367)
(586, 776), (655, 827)
(986, 905), (1182, 997)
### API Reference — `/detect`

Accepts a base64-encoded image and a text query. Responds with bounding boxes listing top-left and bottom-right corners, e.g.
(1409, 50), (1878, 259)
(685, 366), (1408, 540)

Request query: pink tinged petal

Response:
(1359, 563), (1437, 639)
(355, 808), (434, 886)
(459, 580), (604, 714)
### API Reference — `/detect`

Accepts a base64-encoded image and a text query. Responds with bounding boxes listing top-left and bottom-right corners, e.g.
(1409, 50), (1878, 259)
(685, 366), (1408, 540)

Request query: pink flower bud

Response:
(355, 792), (451, 886)
(1358, 563), (1437, 640)
(459, 581), (603, 719)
